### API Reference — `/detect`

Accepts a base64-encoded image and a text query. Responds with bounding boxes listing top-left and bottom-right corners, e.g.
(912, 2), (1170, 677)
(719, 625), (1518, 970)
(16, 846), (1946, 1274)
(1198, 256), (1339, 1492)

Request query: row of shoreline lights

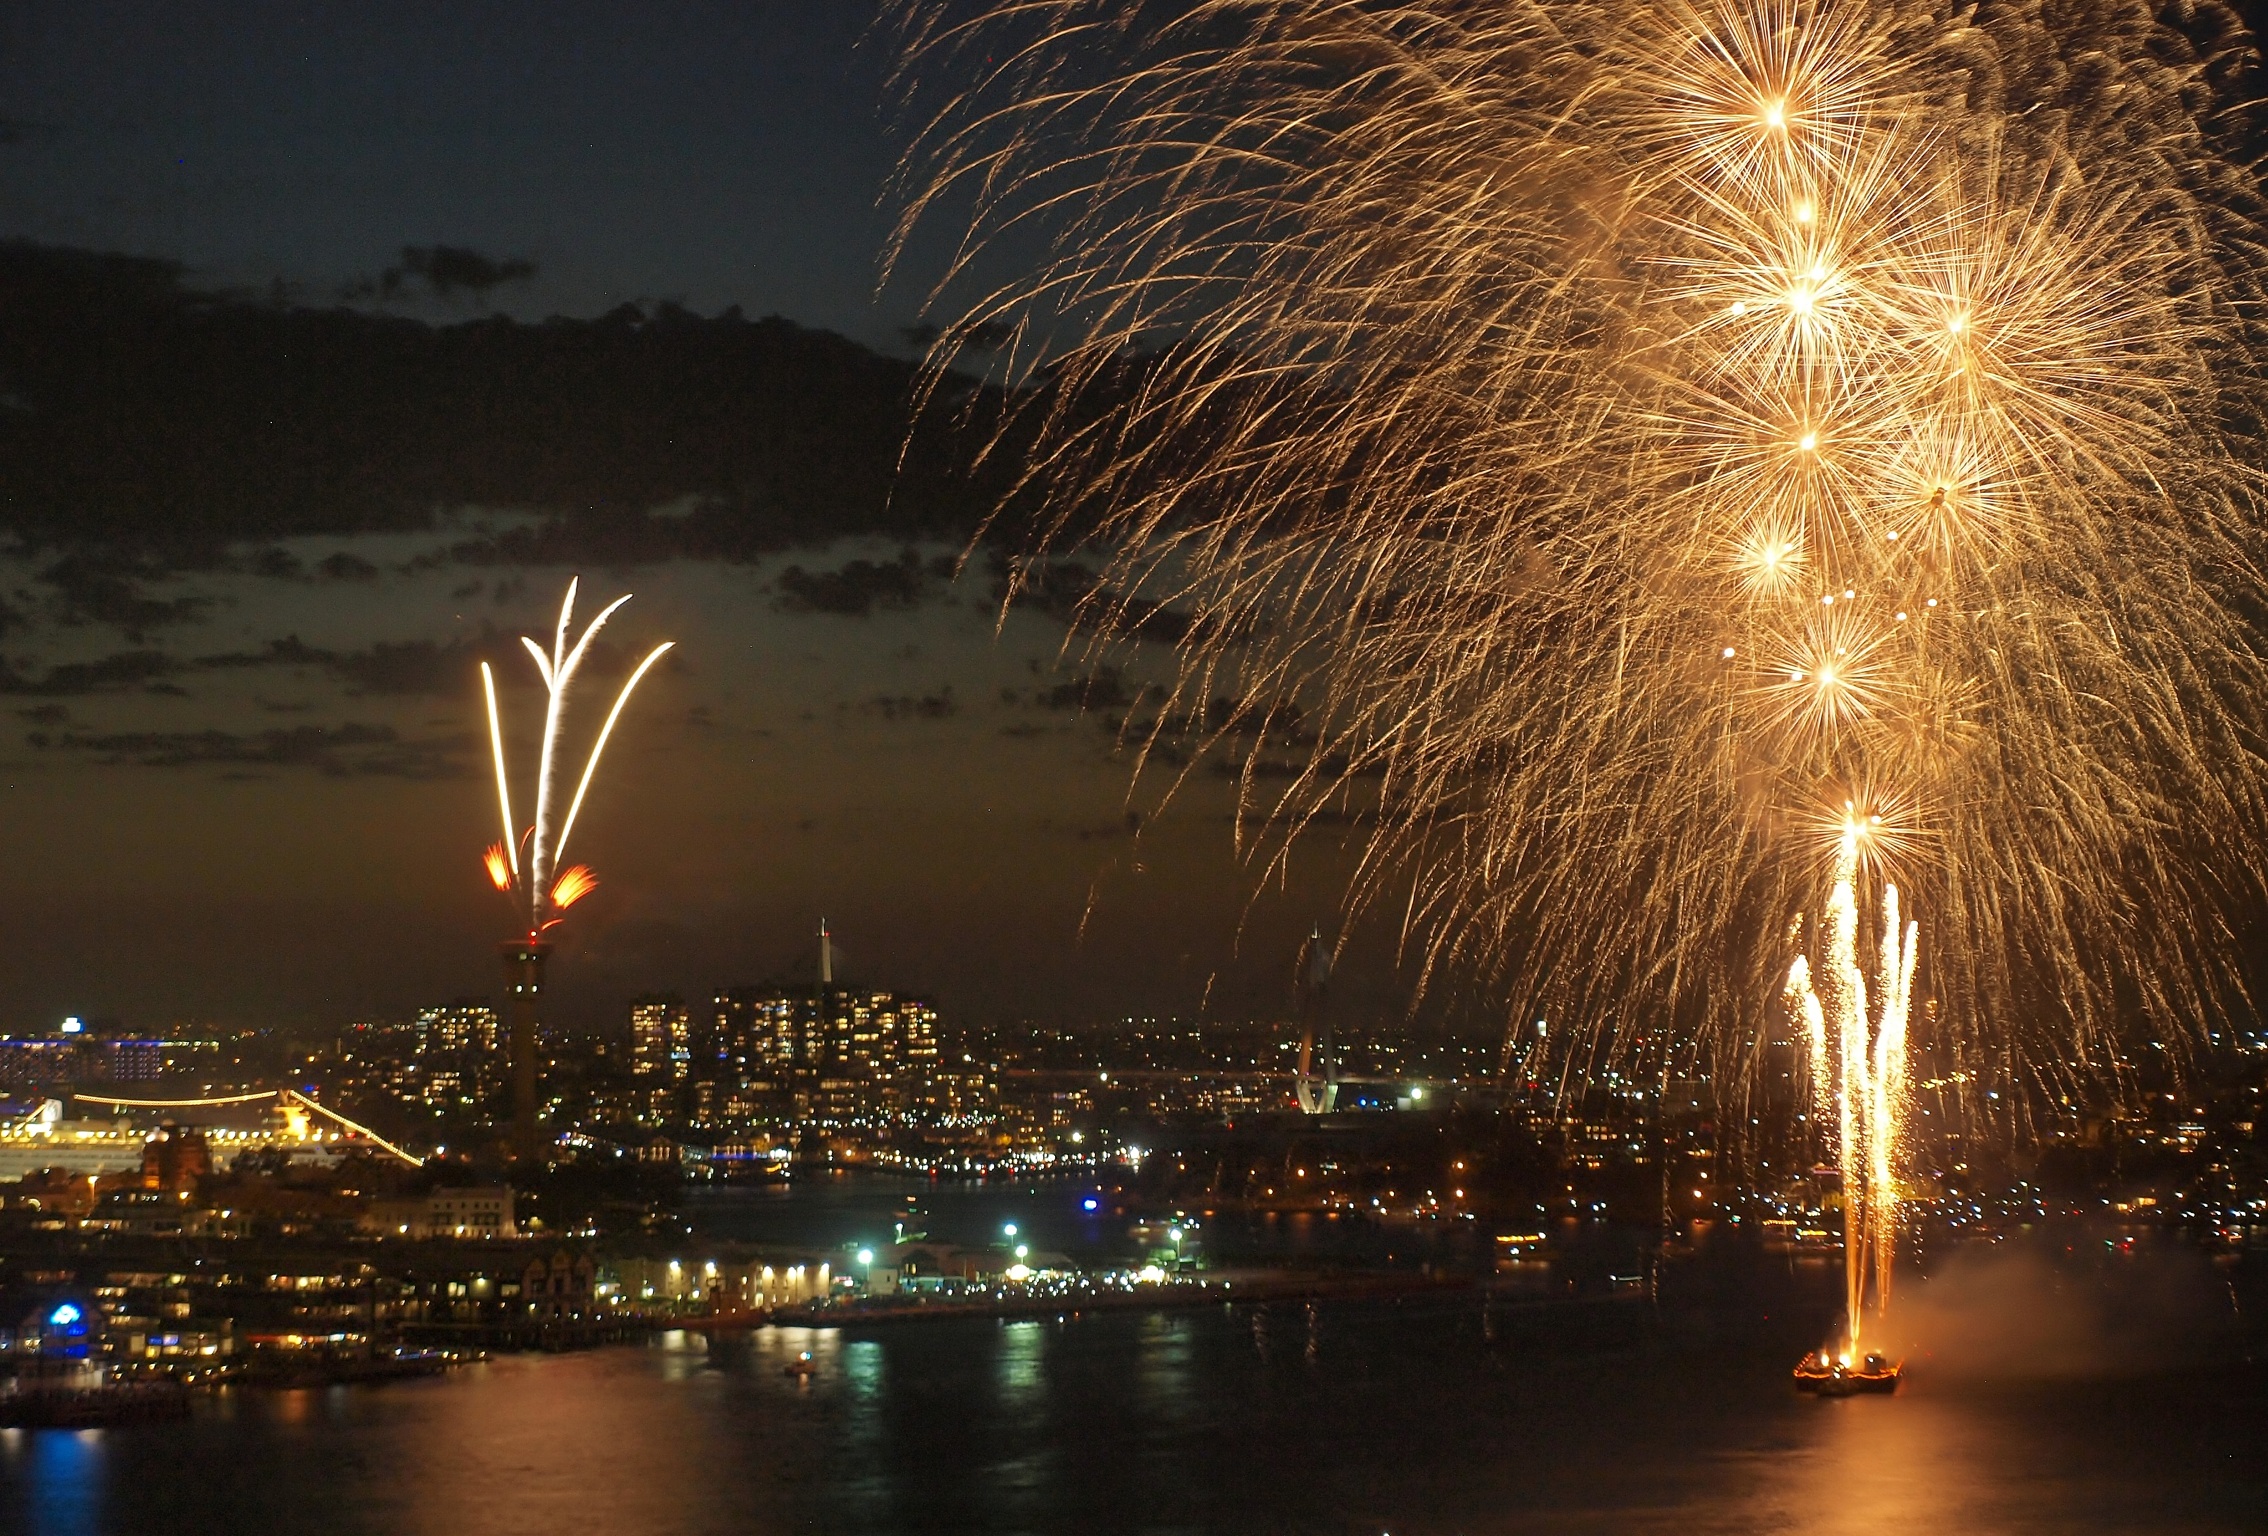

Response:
(835, 1216), (1184, 1286)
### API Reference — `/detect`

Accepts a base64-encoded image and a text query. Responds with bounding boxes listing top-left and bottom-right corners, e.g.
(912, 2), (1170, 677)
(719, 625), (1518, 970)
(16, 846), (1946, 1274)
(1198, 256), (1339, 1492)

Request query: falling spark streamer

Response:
(1787, 827), (1916, 1350)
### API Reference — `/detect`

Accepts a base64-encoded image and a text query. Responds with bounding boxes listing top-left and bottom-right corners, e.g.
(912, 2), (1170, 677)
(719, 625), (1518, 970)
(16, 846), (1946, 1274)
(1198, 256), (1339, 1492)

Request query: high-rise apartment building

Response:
(416, 1002), (500, 1056)
(708, 984), (940, 1124)
(629, 996), (692, 1082)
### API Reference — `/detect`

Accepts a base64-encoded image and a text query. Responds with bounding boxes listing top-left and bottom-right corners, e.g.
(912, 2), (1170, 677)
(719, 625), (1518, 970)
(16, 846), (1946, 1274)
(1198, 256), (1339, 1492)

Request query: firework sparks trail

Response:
(1786, 822), (1915, 1350)
(893, 0), (2268, 1114)
(479, 579), (675, 935)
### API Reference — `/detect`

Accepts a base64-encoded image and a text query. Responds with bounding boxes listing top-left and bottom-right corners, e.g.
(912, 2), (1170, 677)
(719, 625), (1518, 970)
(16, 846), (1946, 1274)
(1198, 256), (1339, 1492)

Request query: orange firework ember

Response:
(482, 843), (514, 892)
(549, 865), (598, 911)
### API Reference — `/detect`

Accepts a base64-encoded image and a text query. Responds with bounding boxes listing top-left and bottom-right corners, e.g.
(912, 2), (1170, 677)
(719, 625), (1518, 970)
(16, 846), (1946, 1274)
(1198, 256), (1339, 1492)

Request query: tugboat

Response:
(1793, 1348), (1902, 1395)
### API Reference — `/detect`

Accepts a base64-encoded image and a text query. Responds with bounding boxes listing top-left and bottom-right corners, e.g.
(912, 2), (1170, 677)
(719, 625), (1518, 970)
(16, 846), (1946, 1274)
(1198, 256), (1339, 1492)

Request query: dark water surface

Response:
(4, 1291), (2264, 1536)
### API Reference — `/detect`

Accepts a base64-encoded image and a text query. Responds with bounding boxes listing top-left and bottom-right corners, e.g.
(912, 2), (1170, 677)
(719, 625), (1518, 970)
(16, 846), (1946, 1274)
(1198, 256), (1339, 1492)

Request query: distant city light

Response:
(1082, 1197), (1100, 1212)
(60, 1017), (82, 1035)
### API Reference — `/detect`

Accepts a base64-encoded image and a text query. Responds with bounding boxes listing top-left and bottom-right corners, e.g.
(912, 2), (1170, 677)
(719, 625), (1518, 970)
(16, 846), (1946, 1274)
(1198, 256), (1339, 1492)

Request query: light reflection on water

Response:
(1, 1301), (2263, 1536)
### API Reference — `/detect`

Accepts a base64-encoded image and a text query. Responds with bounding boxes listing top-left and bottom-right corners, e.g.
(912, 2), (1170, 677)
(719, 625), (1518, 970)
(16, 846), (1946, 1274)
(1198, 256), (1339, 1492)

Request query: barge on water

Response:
(1793, 1349), (1902, 1396)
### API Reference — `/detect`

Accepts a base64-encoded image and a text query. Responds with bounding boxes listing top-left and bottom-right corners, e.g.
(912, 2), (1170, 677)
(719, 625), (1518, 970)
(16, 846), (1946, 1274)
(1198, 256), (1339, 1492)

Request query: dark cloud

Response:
(393, 245), (539, 301)
(1027, 665), (1144, 713)
(315, 551), (380, 582)
(1120, 694), (1318, 750)
(1076, 810), (1145, 841)
(239, 547), (381, 583)
(900, 319), (1015, 355)
(40, 554), (210, 638)
(862, 687), (957, 721)
(0, 245), (1005, 583)
(0, 631), (562, 702)
(339, 245), (539, 307)
(247, 546), (302, 580)
(776, 549), (956, 616)
(993, 556), (1194, 645)
(0, 650), (175, 696)
(328, 639), (486, 697)
(30, 723), (472, 778)
(15, 704), (66, 724)
(1213, 753), (1327, 781)
(196, 633), (549, 697)
(195, 636), (333, 671)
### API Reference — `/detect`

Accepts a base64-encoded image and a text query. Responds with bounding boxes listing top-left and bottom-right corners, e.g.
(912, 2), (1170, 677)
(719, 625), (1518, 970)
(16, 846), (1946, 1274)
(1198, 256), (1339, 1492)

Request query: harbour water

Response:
(3, 1179), (2263, 1535)
(6, 1297), (2264, 1535)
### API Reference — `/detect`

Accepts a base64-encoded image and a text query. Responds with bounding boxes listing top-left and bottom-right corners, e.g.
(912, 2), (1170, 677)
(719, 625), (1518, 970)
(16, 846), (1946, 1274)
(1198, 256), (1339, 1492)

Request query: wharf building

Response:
(613, 1254), (836, 1312)
(359, 1186), (518, 1239)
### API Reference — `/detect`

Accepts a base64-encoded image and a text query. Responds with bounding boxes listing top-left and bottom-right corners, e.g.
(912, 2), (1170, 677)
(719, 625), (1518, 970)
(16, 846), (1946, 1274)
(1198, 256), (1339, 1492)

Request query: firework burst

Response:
(480, 578), (675, 937)
(894, 0), (2268, 1116)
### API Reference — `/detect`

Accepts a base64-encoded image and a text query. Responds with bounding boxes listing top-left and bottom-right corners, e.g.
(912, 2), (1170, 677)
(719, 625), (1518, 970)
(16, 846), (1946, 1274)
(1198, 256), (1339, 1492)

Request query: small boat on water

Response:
(783, 1351), (817, 1378)
(1793, 1349), (1902, 1396)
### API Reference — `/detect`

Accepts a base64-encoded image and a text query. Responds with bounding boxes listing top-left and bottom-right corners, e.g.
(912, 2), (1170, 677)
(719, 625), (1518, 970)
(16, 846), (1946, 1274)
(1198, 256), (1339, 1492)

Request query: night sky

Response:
(0, 1), (910, 343)
(0, 2), (1410, 1038)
